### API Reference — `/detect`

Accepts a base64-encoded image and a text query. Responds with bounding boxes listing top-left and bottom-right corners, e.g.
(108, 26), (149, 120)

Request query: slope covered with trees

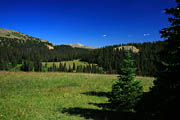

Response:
(81, 41), (164, 76)
(0, 32), (92, 71)
(0, 28), (164, 76)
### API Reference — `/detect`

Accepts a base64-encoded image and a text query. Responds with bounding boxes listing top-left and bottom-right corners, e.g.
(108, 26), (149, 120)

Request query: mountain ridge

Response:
(0, 28), (96, 50)
(0, 28), (54, 50)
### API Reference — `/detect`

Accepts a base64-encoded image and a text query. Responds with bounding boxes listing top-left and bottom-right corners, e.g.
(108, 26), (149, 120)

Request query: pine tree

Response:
(156, 0), (180, 93)
(34, 60), (42, 72)
(73, 62), (76, 71)
(137, 1), (180, 119)
(92, 64), (97, 73)
(68, 65), (73, 72)
(52, 63), (57, 71)
(63, 63), (67, 72)
(45, 62), (48, 68)
(154, 0), (180, 117)
(21, 60), (34, 71)
(58, 62), (63, 71)
(79, 65), (83, 72)
(109, 52), (143, 112)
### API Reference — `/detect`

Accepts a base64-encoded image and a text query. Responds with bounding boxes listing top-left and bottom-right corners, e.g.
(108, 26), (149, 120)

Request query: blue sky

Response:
(0, 0), (177, 47)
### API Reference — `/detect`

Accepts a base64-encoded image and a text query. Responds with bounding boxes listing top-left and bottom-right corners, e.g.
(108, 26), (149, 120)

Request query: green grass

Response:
(0, 72), (154, 120)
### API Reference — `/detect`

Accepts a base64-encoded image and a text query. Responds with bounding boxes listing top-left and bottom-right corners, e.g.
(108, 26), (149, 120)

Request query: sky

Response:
(0, 0), (177, 47)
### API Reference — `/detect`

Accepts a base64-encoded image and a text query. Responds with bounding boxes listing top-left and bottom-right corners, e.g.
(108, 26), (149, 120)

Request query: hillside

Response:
(0, 28), (97, 50)
(81, 42), (165, 76)
(0, 28), (54, 50)
(0, 28), (165, 76)
(68, 43), (97, 49)
(0, 29), (94, 71)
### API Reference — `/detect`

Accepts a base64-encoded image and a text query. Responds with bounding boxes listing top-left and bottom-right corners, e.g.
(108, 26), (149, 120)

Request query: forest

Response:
(81, 41), (164, 76)
(0, 37), (91, 71)
(0, 35), (164, 77)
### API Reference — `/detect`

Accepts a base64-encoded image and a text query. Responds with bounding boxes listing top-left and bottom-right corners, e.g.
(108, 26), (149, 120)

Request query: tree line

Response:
(0, 35), (165, 77)
(0, 37), (91, 71)
(81, 41), (164, 76)
(41, 62), (104, 74)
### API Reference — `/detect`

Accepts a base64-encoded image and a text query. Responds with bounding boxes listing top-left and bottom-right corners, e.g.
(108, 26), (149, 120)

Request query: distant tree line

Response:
(0, 37), (91, 71)
(81, 41), (164, 76)
(19, 60), (105, 74)
(0, 37), (49, 71)
(0, 33), (164, 76)
(43, 62), (104, 74)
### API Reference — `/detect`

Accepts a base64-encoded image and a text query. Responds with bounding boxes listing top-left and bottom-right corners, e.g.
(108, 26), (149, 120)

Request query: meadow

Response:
(0, 72), (154, 120)
(42, 60), (91, 68)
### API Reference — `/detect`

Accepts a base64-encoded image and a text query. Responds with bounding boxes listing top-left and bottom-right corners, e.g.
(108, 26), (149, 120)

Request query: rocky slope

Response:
(68, 43), (96, 49)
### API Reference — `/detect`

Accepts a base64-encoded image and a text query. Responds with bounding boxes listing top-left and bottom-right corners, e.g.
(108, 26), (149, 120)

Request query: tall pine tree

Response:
(137, 1), (180, 119)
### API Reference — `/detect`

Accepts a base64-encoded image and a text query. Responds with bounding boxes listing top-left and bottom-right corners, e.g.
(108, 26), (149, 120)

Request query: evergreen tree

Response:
(45, 62), (48, 68)
(21, 60), (34, 71)
(87, 64), (92, 73)
(92, 64), (97, 73)
(63, 63), (67, 72)
(58, 62), (63, 71)
(137, 1), (180, 119)
(78, 65), (83, 72)
(156, 0), (180, 92)
(34, 60), (42, 72)
(109, 52), (143, 112)
(82, 66), (86, 73)
(73, 62), (76, 71)
(68, 65), (73, 72)
(108, 63), (113, 74)
(76, 65), (80, 72)
(52, 62), (57, 71)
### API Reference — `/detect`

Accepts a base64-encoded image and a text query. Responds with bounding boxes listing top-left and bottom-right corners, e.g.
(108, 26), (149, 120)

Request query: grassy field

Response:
(42, 60), (91, 68)
(0, 72), (154, 120)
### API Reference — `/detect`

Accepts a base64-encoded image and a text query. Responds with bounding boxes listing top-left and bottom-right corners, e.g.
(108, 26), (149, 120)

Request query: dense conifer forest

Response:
(0, 34), (164, 76)
(0, 36), (91, 71)
(81, 42), (164, 76)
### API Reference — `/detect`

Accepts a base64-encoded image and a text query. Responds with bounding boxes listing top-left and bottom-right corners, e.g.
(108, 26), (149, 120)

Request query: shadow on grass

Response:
(62, 107), (136, 120)
(82, 91), (111, 98)
(61, 91), (139, 120)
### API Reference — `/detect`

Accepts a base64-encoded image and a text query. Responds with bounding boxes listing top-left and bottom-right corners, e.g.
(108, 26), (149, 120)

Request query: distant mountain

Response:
(0, 28), (97, 50)
(0, 28), (54, 50)
(68, 43), (97, 49)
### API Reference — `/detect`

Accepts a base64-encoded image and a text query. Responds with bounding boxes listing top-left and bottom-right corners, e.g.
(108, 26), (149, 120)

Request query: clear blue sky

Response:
(0, 0), (177, 47)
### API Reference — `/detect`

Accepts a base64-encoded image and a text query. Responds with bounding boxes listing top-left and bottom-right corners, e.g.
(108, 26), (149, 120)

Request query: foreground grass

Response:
(0, 72), (154, 120)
